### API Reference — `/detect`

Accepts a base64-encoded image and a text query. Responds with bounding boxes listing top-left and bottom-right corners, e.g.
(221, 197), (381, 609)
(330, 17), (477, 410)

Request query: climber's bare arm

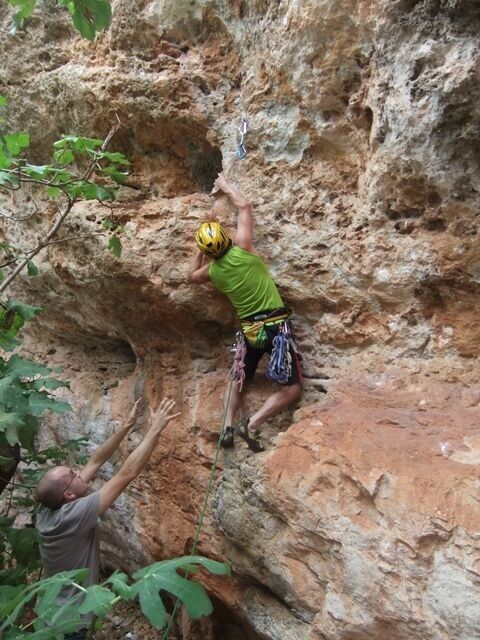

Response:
(187, 248), (211, 284)
(213, 173), (253, 252)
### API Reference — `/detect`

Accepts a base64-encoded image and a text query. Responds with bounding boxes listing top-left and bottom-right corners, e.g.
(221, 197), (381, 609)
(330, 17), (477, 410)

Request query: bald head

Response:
(36, 466), (70, 509)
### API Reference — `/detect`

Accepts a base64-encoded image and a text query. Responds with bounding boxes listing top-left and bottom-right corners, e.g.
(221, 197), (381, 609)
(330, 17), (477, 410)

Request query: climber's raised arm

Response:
(213, 173), (253, 252)
(187, 247), (211, 284)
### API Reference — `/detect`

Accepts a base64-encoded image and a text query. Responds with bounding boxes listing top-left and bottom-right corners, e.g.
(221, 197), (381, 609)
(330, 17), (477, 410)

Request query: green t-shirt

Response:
(208, 246), (284, 318)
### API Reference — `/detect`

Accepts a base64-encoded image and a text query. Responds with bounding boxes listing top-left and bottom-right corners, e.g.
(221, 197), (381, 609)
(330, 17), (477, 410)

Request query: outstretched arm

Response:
(81, 399), (143, 483)
(98, 398), (180, 514)
(187, 247), (211, 284)
(213, 173), (253, 252)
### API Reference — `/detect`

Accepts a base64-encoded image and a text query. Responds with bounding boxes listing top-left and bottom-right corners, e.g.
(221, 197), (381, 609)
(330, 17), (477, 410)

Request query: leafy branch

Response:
(0, 103), (130, 292)
(8, 0), (112, 40)
(0, 556), (230, 637)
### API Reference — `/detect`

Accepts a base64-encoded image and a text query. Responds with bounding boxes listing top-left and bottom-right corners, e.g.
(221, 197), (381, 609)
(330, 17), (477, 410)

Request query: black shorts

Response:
(243, 323), (303, 386)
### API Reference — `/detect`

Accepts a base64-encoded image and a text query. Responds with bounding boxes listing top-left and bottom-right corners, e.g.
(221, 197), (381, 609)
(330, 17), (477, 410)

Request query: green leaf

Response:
(17, 414), (38, 452)
(5, 422), (19, 445)
(28, 392), (71, 417)
(0, 97), (6, 107)
(66, 0), (112, 39)
(0, 170), (19, 188)
(0, 332), (20, 352)
(34, 577), (70, 617)
(85, 0), (112, 30)
(105, 572), (133, 600)
(5, 300), (42, 322)
(0, 454), (14, 465)
(5, 527), (40, 567)
(80, 182), (114, 201)
(133, 556), (231, 580)
(102, 151), (130, 166)
(0, 412), (25, 432)
(54, 135), (103, 152)
(53, 148), (74, 165)
(0, 585), (24, 614)
(71, 7), (95, 40)
(107, 236), (122, 258)
(102, 165), (128, 184)
(4, 132), (29, 155)
(46, 186), (62, 198)
(0, 410), (25, 445)
(0, 153), (13, 171)
(33, 377), (69, 391)
(8, 0), (36, 20)
(78, 584), (116, 618)
(0, 569), (88, 627)
(0, 565), (28, 587)
(131, 556), (230, 629)
(22, 164), (54, 180)
(27, 261), (38, 277)
(0, 378), (29, 417)
(134, 576), (168, 629)
(5, 355), (51, 378)
(0, 331), (21, 351)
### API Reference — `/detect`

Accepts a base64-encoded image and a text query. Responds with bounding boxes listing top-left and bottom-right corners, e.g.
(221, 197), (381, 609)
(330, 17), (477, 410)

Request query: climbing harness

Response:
(240, 309), (290, 348)
(231, 311), (300, 386)
(229, 330), (246, 391)
(236, 117), (248, 160)
(160, 380), (233, 640)
(266, 322), (293, 384)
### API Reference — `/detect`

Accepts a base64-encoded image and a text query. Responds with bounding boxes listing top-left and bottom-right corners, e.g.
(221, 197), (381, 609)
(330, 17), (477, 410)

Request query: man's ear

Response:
(63, 490), (76, 503)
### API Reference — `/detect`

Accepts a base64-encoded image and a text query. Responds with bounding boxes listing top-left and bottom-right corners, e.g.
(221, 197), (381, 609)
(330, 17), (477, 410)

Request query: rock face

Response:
(1, 1), (480, 639)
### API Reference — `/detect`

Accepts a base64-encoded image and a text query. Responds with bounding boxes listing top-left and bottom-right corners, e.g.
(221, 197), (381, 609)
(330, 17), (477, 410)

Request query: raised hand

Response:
(212, 172), (230, 195)
(126, 397), (144, 429)
(150, 398), (181, 434)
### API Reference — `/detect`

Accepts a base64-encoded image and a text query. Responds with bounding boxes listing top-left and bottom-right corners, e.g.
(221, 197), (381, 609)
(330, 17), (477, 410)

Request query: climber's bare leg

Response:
(225, 380), (244, 427)
(248, 383), (302, 431)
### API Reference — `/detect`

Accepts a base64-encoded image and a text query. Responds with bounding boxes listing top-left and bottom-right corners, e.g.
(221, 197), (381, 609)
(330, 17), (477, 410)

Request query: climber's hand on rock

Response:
(213, 172), (230, 194)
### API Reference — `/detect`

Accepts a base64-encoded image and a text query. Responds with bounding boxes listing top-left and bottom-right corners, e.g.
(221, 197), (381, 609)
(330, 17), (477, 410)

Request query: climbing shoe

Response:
(220, 426), (235, 448)
(235, 417), (265, 453)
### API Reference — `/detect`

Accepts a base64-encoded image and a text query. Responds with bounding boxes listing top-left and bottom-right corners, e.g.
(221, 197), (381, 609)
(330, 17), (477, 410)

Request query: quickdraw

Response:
(267, 322), (293, 384)
(229, 330), (246, 391)
(236, 118), (248, 159)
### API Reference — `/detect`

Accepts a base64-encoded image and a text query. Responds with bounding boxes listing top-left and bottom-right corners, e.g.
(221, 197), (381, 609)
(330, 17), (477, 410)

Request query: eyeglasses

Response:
(64, 469), (81, 494)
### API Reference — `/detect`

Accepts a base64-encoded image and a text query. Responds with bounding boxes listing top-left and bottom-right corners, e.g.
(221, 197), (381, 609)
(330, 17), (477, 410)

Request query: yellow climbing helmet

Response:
(195, 221), (231, 257)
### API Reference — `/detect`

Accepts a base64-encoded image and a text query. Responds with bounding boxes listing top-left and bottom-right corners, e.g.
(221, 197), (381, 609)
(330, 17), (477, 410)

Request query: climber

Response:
(187, 172), (302, 452)
(35, 397), (180, 640)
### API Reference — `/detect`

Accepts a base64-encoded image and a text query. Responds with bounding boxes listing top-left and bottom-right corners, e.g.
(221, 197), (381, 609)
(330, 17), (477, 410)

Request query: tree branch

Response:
(0, 116), (121, 295)
(29, 231), (106, 251)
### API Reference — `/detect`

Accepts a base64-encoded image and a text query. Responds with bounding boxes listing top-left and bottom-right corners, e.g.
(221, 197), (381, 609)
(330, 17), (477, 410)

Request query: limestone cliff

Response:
(0, 1), (479, 638)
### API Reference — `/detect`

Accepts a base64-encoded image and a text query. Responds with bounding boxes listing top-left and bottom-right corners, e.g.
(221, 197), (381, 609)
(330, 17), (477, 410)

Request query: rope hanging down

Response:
(160, 379), (234, 640)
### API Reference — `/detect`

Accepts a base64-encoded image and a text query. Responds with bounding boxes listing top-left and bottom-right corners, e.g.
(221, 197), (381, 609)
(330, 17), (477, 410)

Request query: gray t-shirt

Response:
(36, 492), (100, 610)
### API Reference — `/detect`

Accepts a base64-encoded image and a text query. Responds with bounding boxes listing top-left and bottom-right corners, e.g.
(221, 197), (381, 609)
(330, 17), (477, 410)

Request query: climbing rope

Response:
(160, 379), (233, 640)
(228, 330), (246, 391)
